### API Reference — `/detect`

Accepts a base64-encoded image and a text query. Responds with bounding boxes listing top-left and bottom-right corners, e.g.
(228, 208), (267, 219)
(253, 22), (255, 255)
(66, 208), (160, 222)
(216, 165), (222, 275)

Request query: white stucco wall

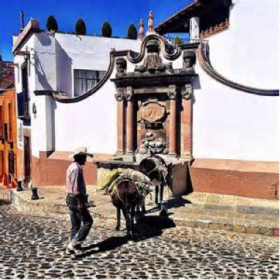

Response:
(55, 34), (141, 97)
(53, 35), (141, 154)
(54, 71), (118, 154)
(15, 2), (278, 162)
(22, 33), (141, 157)
(192, 0), (279, 161)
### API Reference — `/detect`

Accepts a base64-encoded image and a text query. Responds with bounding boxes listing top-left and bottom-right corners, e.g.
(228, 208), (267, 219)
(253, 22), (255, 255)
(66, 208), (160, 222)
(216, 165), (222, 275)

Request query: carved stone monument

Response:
(97, 30), (199, 197)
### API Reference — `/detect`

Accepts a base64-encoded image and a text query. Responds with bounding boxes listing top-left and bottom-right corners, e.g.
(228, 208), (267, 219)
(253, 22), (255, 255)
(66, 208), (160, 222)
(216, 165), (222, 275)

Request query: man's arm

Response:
(76, 168), (87, 210)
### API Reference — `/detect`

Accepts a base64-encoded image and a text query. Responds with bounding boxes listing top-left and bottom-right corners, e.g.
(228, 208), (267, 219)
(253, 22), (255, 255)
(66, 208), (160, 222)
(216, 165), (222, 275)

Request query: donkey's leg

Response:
(159, 183), (164, 204)
(130, 206), (135, 239)
(115, 207), (121, 231)
(136, 198), (146, 215)
(141, 198), (146, 214)
(123, 209), (132, 239)
(155, 185), (159, 205)
(136, 205), (141, 214)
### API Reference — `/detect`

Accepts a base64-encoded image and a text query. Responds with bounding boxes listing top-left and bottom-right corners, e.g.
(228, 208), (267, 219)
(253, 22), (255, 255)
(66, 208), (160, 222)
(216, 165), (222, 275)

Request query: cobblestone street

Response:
(0, 204), (279, 279)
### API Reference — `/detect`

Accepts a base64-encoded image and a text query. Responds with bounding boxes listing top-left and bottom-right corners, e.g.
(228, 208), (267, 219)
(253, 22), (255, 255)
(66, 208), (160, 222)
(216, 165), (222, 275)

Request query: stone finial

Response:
(147, 11), (154, 34)
(182, 50), (196, 74)
(139, 19), (145, 41)
(20, 10), (24, 32)
(116, 57), (127, 75)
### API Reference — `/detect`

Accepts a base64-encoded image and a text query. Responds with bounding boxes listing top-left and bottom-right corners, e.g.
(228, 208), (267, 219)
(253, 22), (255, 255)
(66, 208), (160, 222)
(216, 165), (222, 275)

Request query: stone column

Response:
(126, 87), (134, 155)
(168, 85), (178, 157)
(182, 84), (193, 159)
(115, 88), (125, 155)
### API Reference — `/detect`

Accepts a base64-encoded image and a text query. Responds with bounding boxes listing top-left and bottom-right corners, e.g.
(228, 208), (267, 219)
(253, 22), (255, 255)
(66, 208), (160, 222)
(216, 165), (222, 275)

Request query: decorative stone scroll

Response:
(167, 85), (178, 100)
(115, 87), (125, 102)
(135, 39), (173, 74)
(182, 84), (193, 100)
(125, 86), (133, 101)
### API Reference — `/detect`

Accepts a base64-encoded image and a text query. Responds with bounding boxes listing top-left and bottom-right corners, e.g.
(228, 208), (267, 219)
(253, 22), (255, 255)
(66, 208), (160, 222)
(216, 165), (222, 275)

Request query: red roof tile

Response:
(0, 61), (14, 90)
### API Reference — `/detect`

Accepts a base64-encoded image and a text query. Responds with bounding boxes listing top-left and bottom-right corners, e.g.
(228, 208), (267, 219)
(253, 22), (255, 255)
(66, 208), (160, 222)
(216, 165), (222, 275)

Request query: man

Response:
(66, 147), (93, 254)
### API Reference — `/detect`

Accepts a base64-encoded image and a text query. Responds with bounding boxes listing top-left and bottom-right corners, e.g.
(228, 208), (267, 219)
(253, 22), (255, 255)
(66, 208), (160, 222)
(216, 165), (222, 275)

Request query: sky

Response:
(0, 0), (192, 61)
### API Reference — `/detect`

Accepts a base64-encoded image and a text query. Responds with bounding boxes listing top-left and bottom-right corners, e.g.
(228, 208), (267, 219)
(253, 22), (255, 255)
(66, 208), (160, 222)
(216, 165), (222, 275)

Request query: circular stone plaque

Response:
(141, 102), (166, 123)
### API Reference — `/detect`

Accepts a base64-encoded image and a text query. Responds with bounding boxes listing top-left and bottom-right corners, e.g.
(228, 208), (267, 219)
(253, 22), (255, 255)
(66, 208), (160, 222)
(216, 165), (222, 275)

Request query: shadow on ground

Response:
(76, 215), (176, 258)
(167, 197), (193, 209)
(133, 215), (176, 241)
(0, 199), (11, 206)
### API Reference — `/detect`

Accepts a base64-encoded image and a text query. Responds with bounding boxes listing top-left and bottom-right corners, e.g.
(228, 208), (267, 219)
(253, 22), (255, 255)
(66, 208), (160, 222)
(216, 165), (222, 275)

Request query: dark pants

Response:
(69, 208), (93, 243)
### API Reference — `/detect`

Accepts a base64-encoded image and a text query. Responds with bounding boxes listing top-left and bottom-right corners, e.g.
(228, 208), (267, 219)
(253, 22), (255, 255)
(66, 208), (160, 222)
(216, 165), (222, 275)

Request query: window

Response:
(74, 69), (106, 97)
(21, 65), (30, 122)
(22, 65), (28, 94)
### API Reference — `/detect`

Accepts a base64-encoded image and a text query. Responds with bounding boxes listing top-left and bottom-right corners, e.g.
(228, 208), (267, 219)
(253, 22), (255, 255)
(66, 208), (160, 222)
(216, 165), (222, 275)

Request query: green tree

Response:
(174, 35), (183, 45)
(75, 19), (86, 35)
(101, 21), (112, 38)
(46, 15), (58, 32)
(127, 24), (137, 40)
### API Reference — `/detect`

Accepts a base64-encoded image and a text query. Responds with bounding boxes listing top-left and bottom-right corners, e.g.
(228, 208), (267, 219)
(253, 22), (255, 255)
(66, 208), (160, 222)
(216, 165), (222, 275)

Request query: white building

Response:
(13, 19), (141, 186)
(155, 0), (279, 199)
(13, 1), (279, 199)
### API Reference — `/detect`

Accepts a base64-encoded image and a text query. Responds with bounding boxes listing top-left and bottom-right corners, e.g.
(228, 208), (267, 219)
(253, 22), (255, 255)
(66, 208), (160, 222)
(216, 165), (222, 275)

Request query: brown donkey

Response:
(110, 179), (148, 239)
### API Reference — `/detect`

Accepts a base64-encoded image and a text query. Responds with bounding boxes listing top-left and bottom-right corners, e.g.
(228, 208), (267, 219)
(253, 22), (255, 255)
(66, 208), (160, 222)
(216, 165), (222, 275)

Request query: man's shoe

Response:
(66, 241), (83, 255)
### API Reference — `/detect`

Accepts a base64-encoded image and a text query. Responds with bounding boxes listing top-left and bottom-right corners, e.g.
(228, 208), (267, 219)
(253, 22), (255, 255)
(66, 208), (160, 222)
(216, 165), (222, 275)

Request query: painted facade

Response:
(156, 0), (279, 199)
(0, 90), (18, 188)
(13, 1), (279, 199)
(13, 20), (141, 186)
(0, 59), (17, 188)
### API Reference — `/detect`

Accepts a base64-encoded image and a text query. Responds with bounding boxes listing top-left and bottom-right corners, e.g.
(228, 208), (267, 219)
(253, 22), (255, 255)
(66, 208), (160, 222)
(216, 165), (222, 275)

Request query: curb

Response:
(11, 190), (279, 237)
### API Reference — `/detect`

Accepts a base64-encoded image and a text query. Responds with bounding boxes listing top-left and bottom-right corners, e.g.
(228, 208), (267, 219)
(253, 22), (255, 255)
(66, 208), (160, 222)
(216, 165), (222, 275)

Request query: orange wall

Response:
(0, 89), (17, 188)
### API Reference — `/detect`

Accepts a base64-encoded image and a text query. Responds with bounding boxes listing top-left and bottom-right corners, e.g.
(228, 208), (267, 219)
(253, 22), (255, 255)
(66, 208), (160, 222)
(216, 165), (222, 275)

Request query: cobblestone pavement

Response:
(0, 204), (279, 279)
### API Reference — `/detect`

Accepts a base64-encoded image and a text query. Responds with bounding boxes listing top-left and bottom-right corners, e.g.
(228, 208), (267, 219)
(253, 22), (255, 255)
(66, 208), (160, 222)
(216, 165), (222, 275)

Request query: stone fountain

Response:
(96, 33), (199, 198)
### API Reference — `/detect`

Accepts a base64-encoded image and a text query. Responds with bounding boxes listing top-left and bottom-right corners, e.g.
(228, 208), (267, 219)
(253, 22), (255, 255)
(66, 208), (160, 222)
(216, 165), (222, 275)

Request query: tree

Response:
(101, 22), (112, 38)
(127, 24), (137, 40)
(174, 35), (183, 45)
(75, 19), (86, 35)
(46, 15), (58, 32)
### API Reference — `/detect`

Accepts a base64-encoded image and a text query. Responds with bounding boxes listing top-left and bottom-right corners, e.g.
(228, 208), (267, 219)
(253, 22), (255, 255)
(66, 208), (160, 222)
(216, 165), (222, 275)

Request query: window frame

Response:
(73, 69), (106, 97)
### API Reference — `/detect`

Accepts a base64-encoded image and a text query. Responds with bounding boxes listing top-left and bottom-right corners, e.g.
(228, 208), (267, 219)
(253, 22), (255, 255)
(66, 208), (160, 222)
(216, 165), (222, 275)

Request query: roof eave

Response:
(12, 19), (41, 55)
(155, 0), (201, 34)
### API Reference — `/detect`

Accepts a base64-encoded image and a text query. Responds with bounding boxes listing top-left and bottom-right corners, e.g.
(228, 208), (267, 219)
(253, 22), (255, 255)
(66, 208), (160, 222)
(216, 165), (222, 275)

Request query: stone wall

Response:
(190, 159), (279, 200)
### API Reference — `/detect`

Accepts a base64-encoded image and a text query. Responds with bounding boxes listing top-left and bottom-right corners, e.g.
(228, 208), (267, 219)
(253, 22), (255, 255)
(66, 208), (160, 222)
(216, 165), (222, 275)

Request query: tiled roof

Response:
(155, 0), (200, 33)
(155, 0), (232, 35)
(0, 61), (14, 90)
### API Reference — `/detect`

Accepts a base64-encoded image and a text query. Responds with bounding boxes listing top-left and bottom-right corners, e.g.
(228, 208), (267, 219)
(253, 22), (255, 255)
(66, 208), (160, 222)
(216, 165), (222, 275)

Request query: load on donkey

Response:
(99, 158), (170, 239)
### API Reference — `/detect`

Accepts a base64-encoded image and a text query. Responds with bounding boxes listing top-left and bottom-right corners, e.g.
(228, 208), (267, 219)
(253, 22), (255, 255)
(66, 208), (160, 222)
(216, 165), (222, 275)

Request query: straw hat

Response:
(69, 147), (93, 159)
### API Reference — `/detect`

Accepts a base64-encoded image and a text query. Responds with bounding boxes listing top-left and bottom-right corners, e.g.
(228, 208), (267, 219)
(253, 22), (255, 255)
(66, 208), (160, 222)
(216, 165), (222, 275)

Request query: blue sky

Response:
(0, 0), (192, 61)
